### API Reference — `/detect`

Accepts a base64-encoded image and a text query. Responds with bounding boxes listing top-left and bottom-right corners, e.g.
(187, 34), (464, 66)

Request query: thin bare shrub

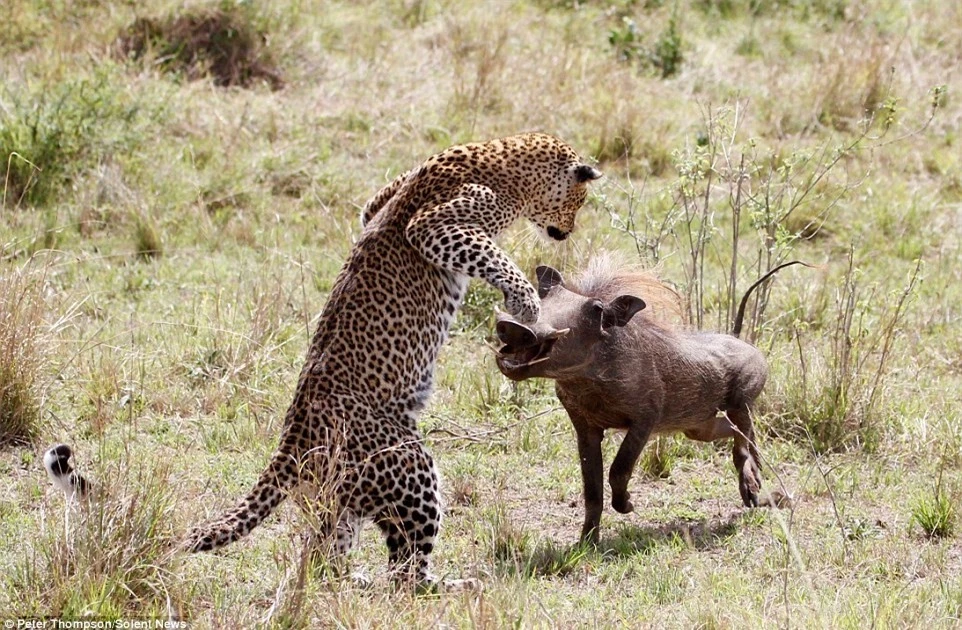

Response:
(771, 252), (923, 453)
(603, 101), (928, 452)
(606, 102), (867, 337)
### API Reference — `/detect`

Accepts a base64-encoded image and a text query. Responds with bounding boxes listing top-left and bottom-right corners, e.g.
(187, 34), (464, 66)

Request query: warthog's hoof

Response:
(612, 493), (634, 514)
(739, 462), (762, 507)
(580, 525), (601, 545)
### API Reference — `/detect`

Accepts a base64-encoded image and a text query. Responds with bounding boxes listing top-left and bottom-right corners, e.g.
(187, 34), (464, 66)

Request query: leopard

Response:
(183, 132), (602, 585)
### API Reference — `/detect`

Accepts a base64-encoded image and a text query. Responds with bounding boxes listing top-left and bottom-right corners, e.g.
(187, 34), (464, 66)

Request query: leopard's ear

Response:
(574, 164), (603, 182)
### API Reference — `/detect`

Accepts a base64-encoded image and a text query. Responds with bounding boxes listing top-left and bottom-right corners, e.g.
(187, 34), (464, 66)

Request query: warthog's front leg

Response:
(608, 423), (652, 514)
(572, 421), (605, 543)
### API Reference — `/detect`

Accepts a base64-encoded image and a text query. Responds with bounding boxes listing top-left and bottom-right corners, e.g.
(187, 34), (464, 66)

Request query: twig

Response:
(810, 444), (849, 560)
(425, 407), (562, 443)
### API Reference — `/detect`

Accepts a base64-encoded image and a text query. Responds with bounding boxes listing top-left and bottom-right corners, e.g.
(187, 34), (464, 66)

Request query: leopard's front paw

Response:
(505, 288), (540, 325)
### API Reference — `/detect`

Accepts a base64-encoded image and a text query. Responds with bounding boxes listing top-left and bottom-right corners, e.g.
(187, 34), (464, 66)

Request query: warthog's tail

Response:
(732, 261), (816, 338)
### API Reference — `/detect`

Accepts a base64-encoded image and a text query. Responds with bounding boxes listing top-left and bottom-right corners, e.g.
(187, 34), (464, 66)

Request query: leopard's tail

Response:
(183, 444), (300, 553)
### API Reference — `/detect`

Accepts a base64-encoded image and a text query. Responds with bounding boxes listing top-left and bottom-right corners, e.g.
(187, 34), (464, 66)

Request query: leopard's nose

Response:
(546, 226), (569, 241)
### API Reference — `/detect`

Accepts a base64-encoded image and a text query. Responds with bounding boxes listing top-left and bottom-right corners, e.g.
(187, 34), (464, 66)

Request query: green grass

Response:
(912, 491), (956, 540)
(2, 0), (962, 626)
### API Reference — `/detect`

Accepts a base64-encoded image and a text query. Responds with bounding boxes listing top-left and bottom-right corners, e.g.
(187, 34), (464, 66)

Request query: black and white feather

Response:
(43, 444), (91, 500)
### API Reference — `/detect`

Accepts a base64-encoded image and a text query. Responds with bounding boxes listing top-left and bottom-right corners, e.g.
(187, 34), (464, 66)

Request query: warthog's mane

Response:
(568, 252), (685, 327)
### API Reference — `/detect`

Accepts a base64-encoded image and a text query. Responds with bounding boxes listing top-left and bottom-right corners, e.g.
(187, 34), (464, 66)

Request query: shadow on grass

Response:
(491, 511), (755, 579)
(598, 511), (750, 559)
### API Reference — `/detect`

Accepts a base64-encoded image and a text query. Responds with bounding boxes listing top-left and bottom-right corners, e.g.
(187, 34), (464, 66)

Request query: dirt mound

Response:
(116, 8), (283, 90)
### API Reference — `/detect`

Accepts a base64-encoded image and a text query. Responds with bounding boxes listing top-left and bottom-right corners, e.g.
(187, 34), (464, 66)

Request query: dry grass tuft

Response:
(9, 457), (184, 616)
(814, 32), (894, 132)
(2, 0), (962, 624)
(0, 262), (50, 445)
(116, 7), (284, 90)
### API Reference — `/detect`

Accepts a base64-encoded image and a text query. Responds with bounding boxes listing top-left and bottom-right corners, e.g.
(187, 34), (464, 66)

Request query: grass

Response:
(2, 0), (962, 626)
(912, 491), (956, 540)
(9, 457), (183, 617)
(0, 261), (50, 445)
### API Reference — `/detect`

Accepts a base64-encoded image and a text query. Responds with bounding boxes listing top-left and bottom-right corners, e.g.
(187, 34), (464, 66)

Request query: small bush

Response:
(651, 15), (684, 78)
(0, 263), (50, 445)
(115, 5), (283, 90)
(0, 72), (147, 208)
(608, 14), (684, 78)
(912, 491), (955, 540)
(608, 17), (644, 63)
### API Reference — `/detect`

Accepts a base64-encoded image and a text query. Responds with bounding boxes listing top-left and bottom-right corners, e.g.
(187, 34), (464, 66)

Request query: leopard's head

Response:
(522, 137), (602, 241)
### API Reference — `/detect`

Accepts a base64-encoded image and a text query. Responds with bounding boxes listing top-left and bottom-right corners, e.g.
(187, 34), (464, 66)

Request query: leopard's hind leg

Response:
(345, 421), (442, 587)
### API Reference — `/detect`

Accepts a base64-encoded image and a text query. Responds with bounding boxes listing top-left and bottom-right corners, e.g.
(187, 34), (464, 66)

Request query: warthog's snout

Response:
(494, 316), (569, 378)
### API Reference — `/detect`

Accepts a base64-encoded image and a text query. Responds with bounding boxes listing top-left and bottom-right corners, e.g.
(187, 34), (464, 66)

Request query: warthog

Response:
(495, 256), (803, 543)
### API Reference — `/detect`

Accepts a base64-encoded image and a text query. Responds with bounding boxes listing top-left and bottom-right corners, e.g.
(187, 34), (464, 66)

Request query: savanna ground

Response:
(1, 0), (961, 627)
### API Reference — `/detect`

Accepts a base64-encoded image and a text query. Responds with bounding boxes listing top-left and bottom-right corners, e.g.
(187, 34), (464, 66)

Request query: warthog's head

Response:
(495, 265), (646, 380)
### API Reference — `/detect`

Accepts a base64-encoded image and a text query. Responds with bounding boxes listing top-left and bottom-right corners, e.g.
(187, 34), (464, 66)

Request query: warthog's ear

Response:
(603, 295), (646, 328)
(536, 265), (564, 298)
(574, 164), (603, 183)
(496, 320), (538, 348)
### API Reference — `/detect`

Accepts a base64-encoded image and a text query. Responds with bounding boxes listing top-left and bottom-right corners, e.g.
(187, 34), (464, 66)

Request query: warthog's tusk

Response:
(484, 341), (506, 358)
(518, 356), (551, 367)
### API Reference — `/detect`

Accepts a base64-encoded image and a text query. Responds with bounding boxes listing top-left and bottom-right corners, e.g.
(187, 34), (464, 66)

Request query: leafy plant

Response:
(651, 14), (684, 78)
(608, 14), (684, 78)
(609, 17), (644, 63)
